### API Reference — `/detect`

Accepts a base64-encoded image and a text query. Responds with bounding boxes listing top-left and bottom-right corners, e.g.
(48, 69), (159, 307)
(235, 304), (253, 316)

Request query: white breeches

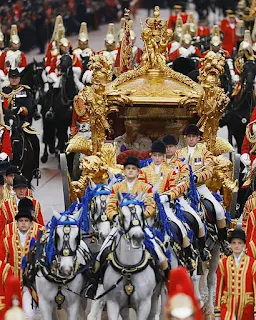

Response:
(179, 196), (204, 231)
(162, 202), (187, 238)
(197, 184), (225, 221)
(22, 286), (36, 319)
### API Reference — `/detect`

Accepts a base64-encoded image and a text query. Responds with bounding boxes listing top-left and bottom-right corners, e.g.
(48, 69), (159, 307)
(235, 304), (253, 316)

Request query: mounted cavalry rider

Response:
(139, 140), (196, 270)
(47, 36), (83, 90)
(0, 25), (27, 83)
(163, 134), (210, 262)
(176, 124), (230, 256)
(87, 155), (169, 298)
(73, 22), (94, 71)
(99, 23), (118, 68)
(0, 200), (44, 319)
(0, 175), (44, 234)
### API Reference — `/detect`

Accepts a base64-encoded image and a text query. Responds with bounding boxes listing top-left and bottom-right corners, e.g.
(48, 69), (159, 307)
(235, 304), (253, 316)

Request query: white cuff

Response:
(0, 152), (8, 161)
(160, 194), (169, 203)
(241, 153), (251, 166)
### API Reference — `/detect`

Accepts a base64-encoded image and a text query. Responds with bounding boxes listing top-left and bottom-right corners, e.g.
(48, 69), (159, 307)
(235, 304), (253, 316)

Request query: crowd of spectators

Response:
(0, 0), (240, 53)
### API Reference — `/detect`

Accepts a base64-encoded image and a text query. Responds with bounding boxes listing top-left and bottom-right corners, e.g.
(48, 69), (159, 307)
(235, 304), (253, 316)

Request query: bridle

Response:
(54, 219), (81, 258)
(89, 185), (111, 230)
(118, 198), (145, 235)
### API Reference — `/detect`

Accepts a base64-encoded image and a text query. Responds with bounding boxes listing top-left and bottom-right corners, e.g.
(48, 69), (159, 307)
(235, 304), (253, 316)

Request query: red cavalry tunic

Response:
(167, 13), (188, 30)
(0, 50), (27, 75)
(215, 254), (256, 319)
(197, 26), (211, 37)
(0, 197), (44, 234)
(48, 54), (83, 74)
(242, 107), (256, 163)
(0, 126), (12, 158)
(220, 17), (238, 56)
(169, 46), (202, 61)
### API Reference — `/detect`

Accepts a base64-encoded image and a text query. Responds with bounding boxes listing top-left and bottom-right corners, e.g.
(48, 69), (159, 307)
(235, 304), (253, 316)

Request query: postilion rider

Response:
(139, 140), (196, 270)
(176, 124), (231, 255)
(163, 134), (210, 262)
(87, 155), (169, 298)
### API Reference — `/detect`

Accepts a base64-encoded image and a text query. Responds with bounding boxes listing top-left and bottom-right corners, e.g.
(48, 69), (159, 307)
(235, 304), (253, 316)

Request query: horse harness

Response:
(38, 219), (91, 309)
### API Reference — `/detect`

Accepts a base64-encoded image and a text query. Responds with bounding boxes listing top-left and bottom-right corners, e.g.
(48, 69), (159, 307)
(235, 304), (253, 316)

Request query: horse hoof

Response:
(41, 155), (48, 163)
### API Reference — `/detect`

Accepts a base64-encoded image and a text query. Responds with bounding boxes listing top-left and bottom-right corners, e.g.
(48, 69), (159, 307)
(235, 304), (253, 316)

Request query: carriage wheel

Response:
(59, 153), (71, 210)
(230, 152), (241, 218)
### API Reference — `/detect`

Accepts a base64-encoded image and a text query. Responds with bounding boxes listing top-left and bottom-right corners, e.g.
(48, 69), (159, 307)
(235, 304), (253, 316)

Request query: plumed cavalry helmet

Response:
(10, 25), (20, 45)
(118, 17), (125, 42)
(181, 24), (192, 45)
(78, 22), (89, 42)
(173, 16), (183, 42)
(129, 20), (136, 41)
(187, 13), (196, 37)
(105, 23), (116, 44)
(165, 267), (203, 319)
(238, 29), (254, 56)
(211, 25), (221, 47)
(51, 15), (63, 41)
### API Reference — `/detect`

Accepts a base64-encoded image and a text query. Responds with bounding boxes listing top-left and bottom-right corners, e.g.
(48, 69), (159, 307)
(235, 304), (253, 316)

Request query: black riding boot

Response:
(218, 227), (232, 256)
(86, 272), (100, 300)
(198, 236), (211, 262)
(184, 246), (196, 272)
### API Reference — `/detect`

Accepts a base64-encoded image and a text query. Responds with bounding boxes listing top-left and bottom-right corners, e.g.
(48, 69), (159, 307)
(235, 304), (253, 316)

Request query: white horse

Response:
(103, 193), (159, 320)
(36, 206), (91, 320)
(87, 176), (120, 320)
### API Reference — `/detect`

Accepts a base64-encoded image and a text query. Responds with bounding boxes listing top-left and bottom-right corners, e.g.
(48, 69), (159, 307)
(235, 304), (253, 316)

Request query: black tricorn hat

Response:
(13, 175), (28, 188)
(228, 228), (246, 243)
(123, 156), (140, 169)
(8, 68), (20, 78)
(184, 124), (201, 136)
(15, 210), (33, 222)
(151, 140), (166, 154)
(163, 134), (178, 146)
(18, 197), (34, 212)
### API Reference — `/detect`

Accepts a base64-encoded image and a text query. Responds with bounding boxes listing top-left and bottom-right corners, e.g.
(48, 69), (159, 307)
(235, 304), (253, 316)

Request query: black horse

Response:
(20, 59), (45, 122)
(4, 108), (40, 183)
(41, 54), (78, 163)
(220, 59), (256, 153)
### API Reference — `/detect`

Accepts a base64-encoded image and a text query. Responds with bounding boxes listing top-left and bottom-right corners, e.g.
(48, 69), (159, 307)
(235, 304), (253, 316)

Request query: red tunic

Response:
(0, 127), (12, 158)
(0, 50), (27, 75)
(170, 46), (202, 61)
(0, 225), (42, 282)
(48, 54), (83, 74)
(220, 18), (238, 56)
(241, 107), (256, 163)
(0, 261), (13, 319)
(1, 221), (44, 241)
(197, 26), (211, 37)
(215, 254), (256, 319)
(0, 197), (44, 234)
(167, 13), (188, 30)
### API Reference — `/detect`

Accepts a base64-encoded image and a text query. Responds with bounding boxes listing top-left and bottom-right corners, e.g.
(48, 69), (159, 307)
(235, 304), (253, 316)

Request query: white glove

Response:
(241, 153), (251, 167)
(47, 72), (58, 84)
(0, 152), (8, 161)
(233, 74), (240, 83)
(82, 70), (93, 84)
(160, 194), (169, 203)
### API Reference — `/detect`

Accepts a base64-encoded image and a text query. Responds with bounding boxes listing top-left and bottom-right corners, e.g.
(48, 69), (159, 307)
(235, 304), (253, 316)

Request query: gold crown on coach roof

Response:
(145, 6), (167, 36)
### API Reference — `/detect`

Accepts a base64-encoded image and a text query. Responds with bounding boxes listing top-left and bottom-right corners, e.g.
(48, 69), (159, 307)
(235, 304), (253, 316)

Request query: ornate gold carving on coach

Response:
(197, 51), (230, 152)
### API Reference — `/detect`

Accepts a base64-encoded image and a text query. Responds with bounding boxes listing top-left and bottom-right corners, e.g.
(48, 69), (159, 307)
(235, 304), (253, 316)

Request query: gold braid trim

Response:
(246, 123), (256, 153)
(0, 85), (30, 105)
